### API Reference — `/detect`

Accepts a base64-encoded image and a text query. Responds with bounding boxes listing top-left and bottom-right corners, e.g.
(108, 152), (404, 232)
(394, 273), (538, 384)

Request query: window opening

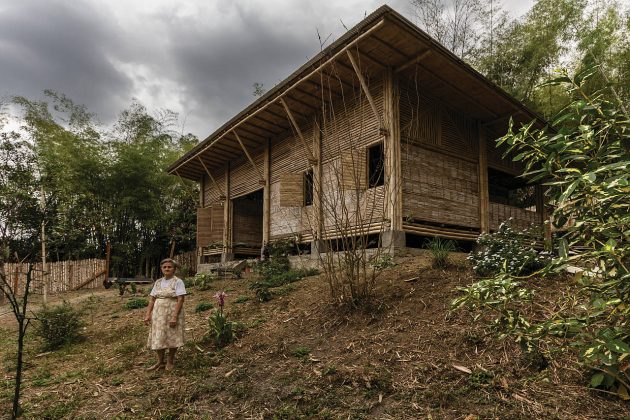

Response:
(304, 169), (314, 206)
(367, 142), (384, 188)
(488, 168), (536, 210)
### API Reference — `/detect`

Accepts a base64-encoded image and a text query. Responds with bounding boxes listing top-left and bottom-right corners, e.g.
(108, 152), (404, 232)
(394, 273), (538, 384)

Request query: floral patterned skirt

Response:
(147, 298), (185, 350)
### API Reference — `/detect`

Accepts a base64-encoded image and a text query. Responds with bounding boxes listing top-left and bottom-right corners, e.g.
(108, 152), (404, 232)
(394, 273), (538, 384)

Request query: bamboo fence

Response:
(2, 258), (106, 297)
(173, 251), (197, 276)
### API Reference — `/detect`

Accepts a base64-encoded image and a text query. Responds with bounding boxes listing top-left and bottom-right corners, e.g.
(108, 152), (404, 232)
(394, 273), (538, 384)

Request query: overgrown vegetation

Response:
(425, 237), (456, 268)
(194, 301), (214, 313)
(468, 223), (549, 276)
(454, 68), (630, 399)
(207, 292), (233, 348)
(123, 297), (149, 310)
(34, 302), (84, 350)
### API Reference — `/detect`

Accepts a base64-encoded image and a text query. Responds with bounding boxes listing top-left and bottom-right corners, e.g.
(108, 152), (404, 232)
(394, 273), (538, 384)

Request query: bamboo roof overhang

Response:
(168, 5), (546, 181)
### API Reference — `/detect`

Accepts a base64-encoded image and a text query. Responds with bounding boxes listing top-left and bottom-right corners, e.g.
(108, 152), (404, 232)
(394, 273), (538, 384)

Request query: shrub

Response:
(369, 253), (397, 270)
(254, 255), (290, 278)
(194, 273), (216, 290)
(234, 295), (250, 304)
(35, 303), (84, 350)
(292, 347), (310, 358)
(255, 287), (272, 302)
(194, 301), (214, 313)
(468, 222), (549, 276)
(124, 297), (149, 310)
(208, 292), (233, 348)
(425, 237), (456, 268)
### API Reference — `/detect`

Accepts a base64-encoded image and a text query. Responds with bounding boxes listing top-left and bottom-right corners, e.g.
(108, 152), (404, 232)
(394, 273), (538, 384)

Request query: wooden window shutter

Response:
(210, 203), (224, 242)
(341, 148), (367, 190)
(196, 206), (214, 247)
(279, 173), (304, 207)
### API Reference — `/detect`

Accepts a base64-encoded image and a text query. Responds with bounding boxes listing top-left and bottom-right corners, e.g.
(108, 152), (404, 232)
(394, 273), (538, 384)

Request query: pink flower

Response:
(213, 291), (228, 307)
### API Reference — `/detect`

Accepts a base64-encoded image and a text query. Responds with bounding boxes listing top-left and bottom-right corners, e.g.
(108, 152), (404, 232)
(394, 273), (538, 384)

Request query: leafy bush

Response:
(249, 268), (318, 302)
(193, 273), (216, 290)
(254, 255), (290, 278)
(425, 237), (456, 268)
(35, 303), (84, 350)
(456, 68), (630, 399)
(468, 222), (549, 276)
(194, 301), (214, 313)
(124, 297), (149, 310)
(234, 295), (250, 304)
(369, 253), (397, 270)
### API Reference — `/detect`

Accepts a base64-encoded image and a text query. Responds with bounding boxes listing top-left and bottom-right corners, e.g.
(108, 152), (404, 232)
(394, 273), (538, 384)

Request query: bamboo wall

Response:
(233, 194), (264, 245)
(489, 203), (540, 231)
(400, 81), (480, 229)
(3, 258), (106, 297)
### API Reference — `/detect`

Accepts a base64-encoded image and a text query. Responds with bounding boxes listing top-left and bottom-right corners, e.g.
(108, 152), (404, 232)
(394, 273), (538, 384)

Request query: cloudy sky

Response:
(0, 0), (534, 139)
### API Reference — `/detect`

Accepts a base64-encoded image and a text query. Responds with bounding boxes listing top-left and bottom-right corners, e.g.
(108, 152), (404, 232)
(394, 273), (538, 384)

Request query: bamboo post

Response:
(222, 163), (233, 262)
(384, 67), (402, 231)
(478, 124), (490, 234)
(105, 241), (111, 282)
(262, 138), (271, 245)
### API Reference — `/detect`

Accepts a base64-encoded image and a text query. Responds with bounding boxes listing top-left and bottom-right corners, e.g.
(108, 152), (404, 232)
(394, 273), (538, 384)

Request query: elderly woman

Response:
(144, 258), (186, 371)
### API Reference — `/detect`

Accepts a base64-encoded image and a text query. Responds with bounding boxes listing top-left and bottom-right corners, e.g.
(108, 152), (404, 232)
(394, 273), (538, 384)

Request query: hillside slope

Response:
(1, 253), (628, 419)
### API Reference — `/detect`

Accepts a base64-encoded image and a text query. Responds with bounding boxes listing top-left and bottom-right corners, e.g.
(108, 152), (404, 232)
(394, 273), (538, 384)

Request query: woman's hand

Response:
(144, 315), (151, 325)
(169, 317), (178, 328)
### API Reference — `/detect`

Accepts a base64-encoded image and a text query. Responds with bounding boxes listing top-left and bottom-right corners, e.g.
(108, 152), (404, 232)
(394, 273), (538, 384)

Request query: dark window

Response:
(304, 169), (314, 206)
(368, 142), (384, 188)
(488, 168), (536, 209)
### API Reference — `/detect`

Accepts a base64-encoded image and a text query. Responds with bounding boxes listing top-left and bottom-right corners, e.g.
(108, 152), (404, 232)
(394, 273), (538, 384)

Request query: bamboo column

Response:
(384, 67), (403, 231)
(222, 162), (233, 261)
(263, 138), (271, 245)
(478, 124), (490, 234)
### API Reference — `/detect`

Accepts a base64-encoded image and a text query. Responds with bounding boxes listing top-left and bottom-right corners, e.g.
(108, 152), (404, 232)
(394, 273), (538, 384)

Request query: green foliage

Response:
(468, 223), (550, 276)
(124, 297), (149, 310)
(34, 302), (84, 350)
(208, 309), (233, 349)
(194, 301), (214, 313)
(457, 69), (630, 399)
(8, 92), (198, 274)
(425, 237), (456, 268)
(234, 295), (250, 304)
(369, 253), (397, 270)
(291, 347), (311, 358)
(192, 273), (216, 290)
(249, 268), (318, 302)
(254, 255), (290, 278)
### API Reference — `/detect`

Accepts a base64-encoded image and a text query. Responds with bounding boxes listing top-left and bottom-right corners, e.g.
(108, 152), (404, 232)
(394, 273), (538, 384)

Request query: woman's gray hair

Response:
(160, 258), (179, 268)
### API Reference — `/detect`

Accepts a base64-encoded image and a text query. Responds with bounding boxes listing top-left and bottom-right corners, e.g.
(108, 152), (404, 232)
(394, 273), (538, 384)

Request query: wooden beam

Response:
(73, 269), (106, 291)
(263, 139), (271, 245)
(395, 49), (431, 73)
(384, 67), (402, 230)
(223, 163), (232, 260)
(370, 34), (411, 60)
(313, 118), (323, 241)
(171, 19), (386, 174)
(478, 124), (490, 234)
(232, 130), (265, 183)
(346, 49), (387, 134)
(197, 157), (225, 197)
(279, 98), (317, 164)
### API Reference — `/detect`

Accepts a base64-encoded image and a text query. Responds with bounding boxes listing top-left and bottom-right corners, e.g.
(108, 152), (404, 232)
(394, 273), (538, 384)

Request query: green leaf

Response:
(605, 340), (630, 354)
(590, 372), (605, 388)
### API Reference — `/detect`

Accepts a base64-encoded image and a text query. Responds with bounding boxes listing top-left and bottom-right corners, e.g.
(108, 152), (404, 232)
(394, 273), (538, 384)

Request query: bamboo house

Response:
(168, 5), (546, 264)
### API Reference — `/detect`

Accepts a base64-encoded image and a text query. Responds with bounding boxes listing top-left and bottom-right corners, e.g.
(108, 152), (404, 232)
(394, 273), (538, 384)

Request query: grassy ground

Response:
(1, 252), (628, 419)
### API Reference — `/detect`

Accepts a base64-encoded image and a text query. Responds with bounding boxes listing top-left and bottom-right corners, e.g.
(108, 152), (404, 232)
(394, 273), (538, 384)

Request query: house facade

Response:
(168, 6), (546, 263)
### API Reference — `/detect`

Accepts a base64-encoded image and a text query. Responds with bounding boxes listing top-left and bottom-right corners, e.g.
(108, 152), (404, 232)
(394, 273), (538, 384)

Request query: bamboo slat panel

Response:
(270, 122), (316, 184)
(232, 197), (264, 246)
(4, 258), (106, 297)
(489, 203), (540, 231)
(279, 172), (304, 207)
(210, 203), (224, 243)
(203, 168), (227, 206)
(402, 143), (480, 228)
(340, 148), (367, 190)
(399, 80), (478, 157)
(230, 150), (265, 199)
(196, 206), (214, 247)
(321, 78), (383, 163)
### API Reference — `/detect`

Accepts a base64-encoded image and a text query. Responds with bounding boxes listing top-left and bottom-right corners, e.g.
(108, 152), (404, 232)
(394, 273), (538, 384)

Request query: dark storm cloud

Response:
(0, 0), (133, 124)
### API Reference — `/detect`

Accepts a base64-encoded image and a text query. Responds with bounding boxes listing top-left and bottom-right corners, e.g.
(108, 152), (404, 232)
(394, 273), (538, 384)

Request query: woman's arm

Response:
(144, 296), (156, 325)
(169, 296), (185, 328)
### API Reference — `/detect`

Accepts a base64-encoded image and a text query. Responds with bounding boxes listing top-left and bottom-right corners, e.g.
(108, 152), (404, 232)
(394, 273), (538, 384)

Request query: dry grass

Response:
(1, 252), (628, 419)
